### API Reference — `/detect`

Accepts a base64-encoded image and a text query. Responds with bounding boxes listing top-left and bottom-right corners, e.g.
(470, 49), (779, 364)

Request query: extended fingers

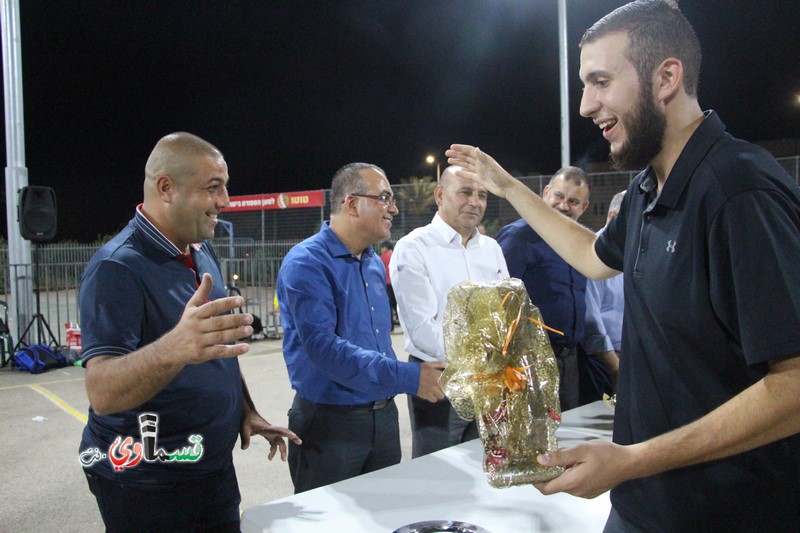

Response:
(447, 144), (476, 158)
(200, 341), (251, 361)
(195, 295), (249, 319)
(202, 309), (253, 332)
(189, 313), (253, 351)
(186, 273), (214, 308)
(267, 438), (289, 461)
(262, 430), (296, 462)
(446, 148), (475, 169)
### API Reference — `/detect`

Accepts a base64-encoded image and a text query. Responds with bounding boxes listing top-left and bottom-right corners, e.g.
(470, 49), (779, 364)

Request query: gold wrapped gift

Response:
(440, 278), (564, 487)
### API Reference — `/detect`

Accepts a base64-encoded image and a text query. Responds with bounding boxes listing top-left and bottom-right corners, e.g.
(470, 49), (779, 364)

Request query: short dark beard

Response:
(610, 85), (666, 171)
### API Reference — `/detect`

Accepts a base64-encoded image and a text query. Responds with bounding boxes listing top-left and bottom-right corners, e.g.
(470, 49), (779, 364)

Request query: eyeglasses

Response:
(348, 192), (397, 207)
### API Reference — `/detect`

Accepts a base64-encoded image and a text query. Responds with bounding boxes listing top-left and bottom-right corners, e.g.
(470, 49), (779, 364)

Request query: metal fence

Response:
(0, 245), (289, 349)
(2, 156), (798, 349)
(215, 156), (800, 241)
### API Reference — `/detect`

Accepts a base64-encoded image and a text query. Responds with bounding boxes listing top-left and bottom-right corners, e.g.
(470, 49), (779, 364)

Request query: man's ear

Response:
(655, 58), (683, 103)
(155, 175), (175, 202)
(342, 194), (360, 216)
(434, 185), (444, 207)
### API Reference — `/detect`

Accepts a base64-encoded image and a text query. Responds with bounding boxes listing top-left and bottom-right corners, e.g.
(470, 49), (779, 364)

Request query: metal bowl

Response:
(393, 520), (491, 533)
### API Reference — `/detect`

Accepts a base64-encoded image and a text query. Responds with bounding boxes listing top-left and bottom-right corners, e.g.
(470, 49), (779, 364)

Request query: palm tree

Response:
(395, 175), (437, 216)
(393, 176), (439, 235)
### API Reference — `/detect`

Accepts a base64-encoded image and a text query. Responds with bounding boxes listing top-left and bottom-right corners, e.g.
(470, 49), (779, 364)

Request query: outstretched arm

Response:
(446, 144), (617, 280)
(533, 354), (800, 498)
(85, 273), (253, 415)
(279, 254), (427, 398)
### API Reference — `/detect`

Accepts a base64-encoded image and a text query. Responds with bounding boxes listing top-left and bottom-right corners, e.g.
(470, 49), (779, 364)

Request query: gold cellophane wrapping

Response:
(440, 278), (564, 487)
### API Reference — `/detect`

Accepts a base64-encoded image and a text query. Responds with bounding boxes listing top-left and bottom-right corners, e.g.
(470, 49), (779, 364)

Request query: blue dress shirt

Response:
(583, 227), (624, 354)
(496, 218), (586, 346)
(277, 222), (420, 404)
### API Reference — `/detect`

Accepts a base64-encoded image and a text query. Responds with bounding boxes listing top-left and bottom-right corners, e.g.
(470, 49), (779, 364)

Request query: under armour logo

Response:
(666, 240), (677, 253)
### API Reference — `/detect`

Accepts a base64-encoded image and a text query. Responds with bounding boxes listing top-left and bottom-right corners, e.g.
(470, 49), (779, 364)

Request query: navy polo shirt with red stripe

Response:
(79, 207), (242, 481)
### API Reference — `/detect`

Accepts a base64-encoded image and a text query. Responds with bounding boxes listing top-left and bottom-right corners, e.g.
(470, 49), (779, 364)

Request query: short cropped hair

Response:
(329, 162), (386, 214)
(551, 166), (591, 196)
(580, 0), (701, 97)
(145, 132), (224, 183)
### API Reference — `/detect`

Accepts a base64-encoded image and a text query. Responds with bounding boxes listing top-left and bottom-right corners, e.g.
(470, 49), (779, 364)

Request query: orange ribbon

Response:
(457, 290), (562, 397)
(500, 292), (564, 358)
(526, 317), (564, 337)
(504, 364), (532, 392)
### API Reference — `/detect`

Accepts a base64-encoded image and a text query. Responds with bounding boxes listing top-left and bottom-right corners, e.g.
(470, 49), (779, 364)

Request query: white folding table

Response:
(241, 400), (615, 533)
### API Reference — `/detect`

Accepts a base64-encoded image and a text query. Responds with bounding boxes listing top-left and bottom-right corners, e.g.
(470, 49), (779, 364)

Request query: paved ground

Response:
(0, 331), (413, 533)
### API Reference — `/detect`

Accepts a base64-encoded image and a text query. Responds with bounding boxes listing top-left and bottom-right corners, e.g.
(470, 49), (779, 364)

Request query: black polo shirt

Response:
(596, 111), (800, 531)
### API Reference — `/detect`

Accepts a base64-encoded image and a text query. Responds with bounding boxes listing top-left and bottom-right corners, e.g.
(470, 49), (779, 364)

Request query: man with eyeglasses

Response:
(277, 162), (446, 493)
(390, 165), (508, 457)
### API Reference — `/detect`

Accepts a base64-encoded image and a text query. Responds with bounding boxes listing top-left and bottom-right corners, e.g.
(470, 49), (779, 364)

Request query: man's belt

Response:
(319, 398), (394, 411)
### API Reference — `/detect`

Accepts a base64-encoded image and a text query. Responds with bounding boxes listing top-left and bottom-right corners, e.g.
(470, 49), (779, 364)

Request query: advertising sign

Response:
(223, 190), (324, 212)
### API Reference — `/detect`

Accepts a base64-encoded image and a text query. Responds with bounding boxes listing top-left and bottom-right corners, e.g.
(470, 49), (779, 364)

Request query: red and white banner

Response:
(223, 190), (324, 212)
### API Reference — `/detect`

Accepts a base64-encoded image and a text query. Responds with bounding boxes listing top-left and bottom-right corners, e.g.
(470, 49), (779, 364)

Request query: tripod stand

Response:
(15, 243), (59, 351)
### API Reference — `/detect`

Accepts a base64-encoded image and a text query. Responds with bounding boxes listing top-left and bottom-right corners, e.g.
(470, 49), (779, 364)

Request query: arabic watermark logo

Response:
(79, 413), (204, 471)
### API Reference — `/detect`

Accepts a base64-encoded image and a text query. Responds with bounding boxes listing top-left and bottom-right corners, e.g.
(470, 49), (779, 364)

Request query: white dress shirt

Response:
(389, 213), (509, 362)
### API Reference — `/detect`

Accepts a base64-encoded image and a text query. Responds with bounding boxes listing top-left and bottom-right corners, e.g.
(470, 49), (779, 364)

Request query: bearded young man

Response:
(446, 1), (800, 531)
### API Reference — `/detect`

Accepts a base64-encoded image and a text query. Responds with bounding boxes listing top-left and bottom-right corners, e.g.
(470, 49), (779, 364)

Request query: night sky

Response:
(4, 0), (799, 242)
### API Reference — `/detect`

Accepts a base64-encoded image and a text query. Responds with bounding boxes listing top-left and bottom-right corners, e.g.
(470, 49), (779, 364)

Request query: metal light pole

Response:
(2, 0), (33, 343)
(557, 0), (571, 168)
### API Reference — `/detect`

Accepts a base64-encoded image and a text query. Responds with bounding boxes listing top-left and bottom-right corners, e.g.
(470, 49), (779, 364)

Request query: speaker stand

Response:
(14, 243), (59, 351)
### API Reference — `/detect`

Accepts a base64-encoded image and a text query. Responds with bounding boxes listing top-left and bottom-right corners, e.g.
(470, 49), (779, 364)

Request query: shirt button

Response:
(382, 352), (387, 356)
(371, 307), (375, 311)
(375, 328), (380, 333)
(365, 282), (369, 288)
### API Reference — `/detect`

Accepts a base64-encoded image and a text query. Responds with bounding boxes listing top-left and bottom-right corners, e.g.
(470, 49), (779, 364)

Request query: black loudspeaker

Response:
(19, 186), (57, 242)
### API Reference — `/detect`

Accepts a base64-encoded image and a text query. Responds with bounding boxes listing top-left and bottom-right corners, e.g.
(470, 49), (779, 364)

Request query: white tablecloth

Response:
(241, 400), (614, 533)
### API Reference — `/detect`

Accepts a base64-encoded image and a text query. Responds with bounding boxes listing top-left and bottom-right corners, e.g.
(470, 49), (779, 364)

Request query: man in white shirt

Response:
(390, 165), (509, 458)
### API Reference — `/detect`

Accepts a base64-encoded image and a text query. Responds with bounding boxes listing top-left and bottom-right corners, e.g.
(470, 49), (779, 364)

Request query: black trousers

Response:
(407, 355), (479, 458)
(604, 507), (645, 533)
(84, 464), (240, 533)
(578, 346), (615, 406)
(287, 394), (401, 493)
(553, 345), (580, 411)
